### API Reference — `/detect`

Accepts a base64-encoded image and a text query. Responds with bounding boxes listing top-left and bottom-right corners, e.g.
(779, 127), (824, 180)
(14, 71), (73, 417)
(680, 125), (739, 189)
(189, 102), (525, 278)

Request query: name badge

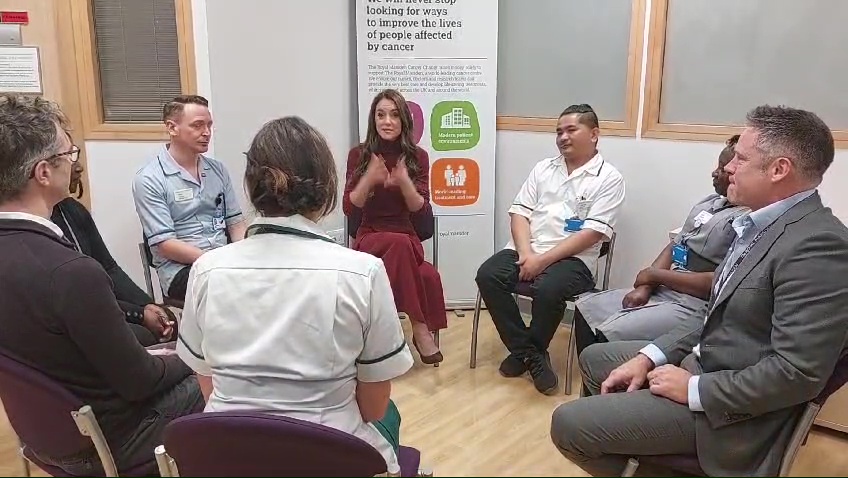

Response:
(174, 188), (194, 202)
(693, 210), (714, 228)
(672, 243), (689, 267)
(565, 218), (584, 233)
(575, 199), (592, 220)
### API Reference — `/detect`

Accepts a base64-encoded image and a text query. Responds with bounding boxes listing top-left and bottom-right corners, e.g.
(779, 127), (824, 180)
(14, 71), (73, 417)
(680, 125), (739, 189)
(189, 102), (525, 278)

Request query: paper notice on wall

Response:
(0, 46), (41, 94)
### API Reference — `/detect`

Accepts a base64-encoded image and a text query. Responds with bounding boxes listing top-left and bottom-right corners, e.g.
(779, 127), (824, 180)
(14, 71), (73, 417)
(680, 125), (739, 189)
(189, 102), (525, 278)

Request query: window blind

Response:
(92, 0), (183, 123)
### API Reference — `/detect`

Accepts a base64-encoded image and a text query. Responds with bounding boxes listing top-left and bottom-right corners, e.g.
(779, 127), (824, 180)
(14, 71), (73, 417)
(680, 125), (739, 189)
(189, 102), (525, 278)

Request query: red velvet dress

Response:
(343, 141), (448, 332)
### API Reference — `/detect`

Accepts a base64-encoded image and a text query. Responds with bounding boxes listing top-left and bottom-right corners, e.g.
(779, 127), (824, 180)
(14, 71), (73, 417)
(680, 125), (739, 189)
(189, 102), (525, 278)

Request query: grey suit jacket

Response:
(653, 192), (848, 476)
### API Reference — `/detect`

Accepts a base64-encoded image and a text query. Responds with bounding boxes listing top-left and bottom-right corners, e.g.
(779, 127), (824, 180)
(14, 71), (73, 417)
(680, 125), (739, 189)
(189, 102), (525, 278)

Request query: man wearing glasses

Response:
(0, 95), (203, 475)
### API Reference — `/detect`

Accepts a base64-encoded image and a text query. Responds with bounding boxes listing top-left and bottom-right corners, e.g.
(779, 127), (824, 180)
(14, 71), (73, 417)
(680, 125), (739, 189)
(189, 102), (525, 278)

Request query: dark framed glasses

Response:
(29, 145), (82, 178)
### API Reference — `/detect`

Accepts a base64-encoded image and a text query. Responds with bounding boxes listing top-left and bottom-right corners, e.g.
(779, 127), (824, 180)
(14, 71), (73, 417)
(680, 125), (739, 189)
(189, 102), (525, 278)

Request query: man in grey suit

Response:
(550, 105), (848, 477)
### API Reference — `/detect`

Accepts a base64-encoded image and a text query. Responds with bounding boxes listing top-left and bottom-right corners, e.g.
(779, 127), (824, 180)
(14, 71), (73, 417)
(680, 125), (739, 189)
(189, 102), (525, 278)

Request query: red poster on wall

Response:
(0, 12), (29, 25)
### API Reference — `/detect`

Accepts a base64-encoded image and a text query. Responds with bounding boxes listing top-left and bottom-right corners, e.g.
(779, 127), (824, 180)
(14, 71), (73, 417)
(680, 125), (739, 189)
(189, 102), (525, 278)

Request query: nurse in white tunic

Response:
(176, 116), (414, 474)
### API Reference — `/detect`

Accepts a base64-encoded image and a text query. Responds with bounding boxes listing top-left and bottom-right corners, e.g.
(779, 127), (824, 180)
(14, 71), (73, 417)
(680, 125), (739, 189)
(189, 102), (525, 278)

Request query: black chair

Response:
(138, 238), (185, 310)
(345, 209), (442, 367)
(469, 234), (617, 395)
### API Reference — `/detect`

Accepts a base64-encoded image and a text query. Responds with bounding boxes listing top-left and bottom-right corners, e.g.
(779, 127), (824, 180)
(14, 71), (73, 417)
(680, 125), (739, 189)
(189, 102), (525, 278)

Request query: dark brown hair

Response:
(355, 89), (420, 178)
(244, 116), (338, 218)
(162, 95), (209, 123)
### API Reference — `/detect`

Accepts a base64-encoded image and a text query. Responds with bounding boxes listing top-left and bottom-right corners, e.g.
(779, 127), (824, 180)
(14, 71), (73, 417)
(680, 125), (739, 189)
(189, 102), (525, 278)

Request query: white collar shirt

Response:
(0, 211), (64, 237)
(505, 152), (625, 277)
(176, 214), (413, 472)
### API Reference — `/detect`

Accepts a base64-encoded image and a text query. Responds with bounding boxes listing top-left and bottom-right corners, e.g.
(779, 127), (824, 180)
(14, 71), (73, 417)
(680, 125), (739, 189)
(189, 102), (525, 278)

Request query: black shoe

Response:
(498, 354), (527, 377)
(527, 352), (558, 395)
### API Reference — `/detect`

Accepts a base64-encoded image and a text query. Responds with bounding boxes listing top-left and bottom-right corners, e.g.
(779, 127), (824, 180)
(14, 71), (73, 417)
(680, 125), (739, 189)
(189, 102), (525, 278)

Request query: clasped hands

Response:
(142, 304), (176, 343)
(600, 353), (691, 405)
(364, 153), (413, 190)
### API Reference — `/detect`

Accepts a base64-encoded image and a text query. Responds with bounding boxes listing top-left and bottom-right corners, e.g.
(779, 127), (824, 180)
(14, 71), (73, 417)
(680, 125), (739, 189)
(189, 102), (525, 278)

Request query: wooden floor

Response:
(1, 311), (847, 476)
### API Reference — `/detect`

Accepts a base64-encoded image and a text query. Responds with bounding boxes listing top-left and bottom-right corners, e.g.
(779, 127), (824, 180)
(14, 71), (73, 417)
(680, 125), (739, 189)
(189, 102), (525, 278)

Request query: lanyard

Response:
(714, 222), (773, 296)
(246, 223), (336, 244)
(59, 209), (81, 252)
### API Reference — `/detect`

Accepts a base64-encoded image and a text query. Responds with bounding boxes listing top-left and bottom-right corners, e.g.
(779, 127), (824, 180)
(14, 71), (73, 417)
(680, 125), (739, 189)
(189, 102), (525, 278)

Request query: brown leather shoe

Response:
(412, 337), (444, 365)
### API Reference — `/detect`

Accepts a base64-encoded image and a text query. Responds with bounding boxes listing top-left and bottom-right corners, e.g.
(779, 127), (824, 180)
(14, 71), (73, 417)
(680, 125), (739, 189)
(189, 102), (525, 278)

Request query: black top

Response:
(51, 198), (153, 325)
(0, 218), (193, 449)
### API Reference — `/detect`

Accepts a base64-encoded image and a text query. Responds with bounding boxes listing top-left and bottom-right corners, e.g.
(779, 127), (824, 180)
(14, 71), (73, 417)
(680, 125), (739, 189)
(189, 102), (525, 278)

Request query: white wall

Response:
(85, 0), (848, 299)
(85, 141), (162, 291)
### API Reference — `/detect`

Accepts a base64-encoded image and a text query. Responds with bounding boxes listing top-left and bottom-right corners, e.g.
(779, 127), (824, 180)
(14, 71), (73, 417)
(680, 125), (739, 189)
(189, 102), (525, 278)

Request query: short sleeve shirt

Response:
(673, 194), (749, 273)
(505, 153), (626, 277)
(132, 145), (244, 291)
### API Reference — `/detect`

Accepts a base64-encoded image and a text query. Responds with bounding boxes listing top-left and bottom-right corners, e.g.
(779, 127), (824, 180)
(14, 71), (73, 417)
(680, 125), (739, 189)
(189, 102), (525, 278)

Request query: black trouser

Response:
(167, 266), (192, 301)
(35, 376), (205, 475)
(128, 323), (158, 347)
(573, 308), (610, 357)
(475, 249), (594, 357)
(573, 308), (610, 397)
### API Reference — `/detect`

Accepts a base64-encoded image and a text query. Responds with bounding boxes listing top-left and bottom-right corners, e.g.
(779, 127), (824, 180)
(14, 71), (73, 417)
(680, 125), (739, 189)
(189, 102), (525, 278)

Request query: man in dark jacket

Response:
(0, 95), (204, 475)
(51, 156), (174, 346)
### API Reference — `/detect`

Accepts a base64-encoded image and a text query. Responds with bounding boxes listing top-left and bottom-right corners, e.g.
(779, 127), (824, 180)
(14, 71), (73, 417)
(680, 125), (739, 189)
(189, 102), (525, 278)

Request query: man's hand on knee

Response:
(601, 353), (654, 394)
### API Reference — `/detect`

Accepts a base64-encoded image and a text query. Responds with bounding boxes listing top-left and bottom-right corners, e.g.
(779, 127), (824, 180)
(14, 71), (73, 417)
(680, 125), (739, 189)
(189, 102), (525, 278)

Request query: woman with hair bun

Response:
(176, 116), (414, 473)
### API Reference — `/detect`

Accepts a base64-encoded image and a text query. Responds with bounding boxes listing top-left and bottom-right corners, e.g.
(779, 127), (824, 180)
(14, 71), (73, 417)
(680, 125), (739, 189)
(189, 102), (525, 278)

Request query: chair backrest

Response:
(346, 208), (435, 242)
(598, 232), (617, 291)
(138, 238), (157, 299)
(0, 350), (92, 458)
(163, 411), (388, 477)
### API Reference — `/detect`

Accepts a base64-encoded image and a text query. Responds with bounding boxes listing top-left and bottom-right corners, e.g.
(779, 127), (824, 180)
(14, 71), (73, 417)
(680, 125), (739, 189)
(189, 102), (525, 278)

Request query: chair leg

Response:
(18, 439), (30, 478)
(72, 405), (119, 477)
(155, 445), (174, 477)
(621, 458), (640, 477)
(433, 330), (440, 368)
(564, 323), (577, 395)
(417, 467), (434, 477)
(470, 291), (482, 369)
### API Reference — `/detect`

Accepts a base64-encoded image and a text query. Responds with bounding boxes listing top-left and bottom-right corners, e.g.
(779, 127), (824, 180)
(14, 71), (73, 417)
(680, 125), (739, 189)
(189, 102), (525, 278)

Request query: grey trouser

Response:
(38, 375), (205, 475)
(550, 341), (697, 476)
(576, 286), (707, 342)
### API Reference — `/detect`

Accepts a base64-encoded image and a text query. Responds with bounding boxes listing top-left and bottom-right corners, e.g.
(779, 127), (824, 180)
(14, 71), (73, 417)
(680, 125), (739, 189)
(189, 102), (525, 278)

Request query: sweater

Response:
(0, 217), (194, 455)
(343, 140), (433, 237)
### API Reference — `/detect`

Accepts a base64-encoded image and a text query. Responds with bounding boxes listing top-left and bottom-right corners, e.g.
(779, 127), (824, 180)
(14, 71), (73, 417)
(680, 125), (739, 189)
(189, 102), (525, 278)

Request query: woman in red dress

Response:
(343, 89), (446, 364)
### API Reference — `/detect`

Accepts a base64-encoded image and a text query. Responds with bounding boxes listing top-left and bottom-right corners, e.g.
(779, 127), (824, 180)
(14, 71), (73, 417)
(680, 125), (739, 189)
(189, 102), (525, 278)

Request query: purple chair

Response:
(155, 411), (431, 477)
(621, 353), (848, 477)
(469, 234), (617, 395)
(0, 350), (157, 477)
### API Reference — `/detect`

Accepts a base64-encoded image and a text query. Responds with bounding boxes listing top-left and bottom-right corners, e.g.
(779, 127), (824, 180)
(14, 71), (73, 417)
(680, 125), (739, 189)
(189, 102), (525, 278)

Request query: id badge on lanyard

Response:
(565, 191), (592, 233)
(212, 193), (226, 231)
(672, 243), (689, 267)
